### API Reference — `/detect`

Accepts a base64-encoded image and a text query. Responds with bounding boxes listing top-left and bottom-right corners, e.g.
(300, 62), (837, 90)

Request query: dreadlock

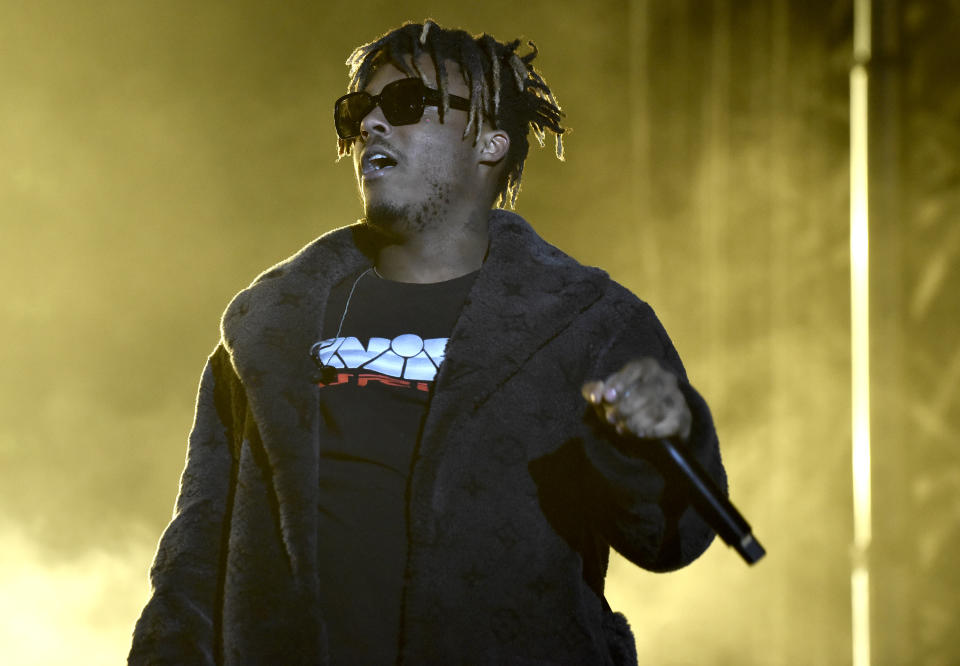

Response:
(338, 19), (567, 209)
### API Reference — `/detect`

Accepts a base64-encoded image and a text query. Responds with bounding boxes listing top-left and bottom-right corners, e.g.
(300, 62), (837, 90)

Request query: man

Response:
(129, 19), (726, 666)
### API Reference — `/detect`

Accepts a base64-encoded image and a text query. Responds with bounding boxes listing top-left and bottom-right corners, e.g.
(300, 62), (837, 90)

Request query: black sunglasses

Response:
(334, 77), (471, 140)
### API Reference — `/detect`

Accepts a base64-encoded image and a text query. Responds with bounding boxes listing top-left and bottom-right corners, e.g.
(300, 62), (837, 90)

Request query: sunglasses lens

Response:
(335, 93), (374, 139)
(333, 78), (429, 139)
(379, 79), (425, 126)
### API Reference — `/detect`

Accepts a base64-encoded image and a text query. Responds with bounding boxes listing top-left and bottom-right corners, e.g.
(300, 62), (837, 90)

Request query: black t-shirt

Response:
(312, 267), (477, 665)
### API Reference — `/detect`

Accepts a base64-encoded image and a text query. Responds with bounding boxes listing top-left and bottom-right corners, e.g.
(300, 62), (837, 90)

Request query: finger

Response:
(615, 387), (681, 425)
(607, 387), (657, 421)
(581, 380), (605, 404)
(624, 403), (665, 439)
(604, 356), (676, 400)
(643, 404), (692, 441)
(633, 364), (674, 395)
(601, 359), (655, 402)
(614, 375), (683, 418)
(603, 403), (619, 424)
(646, 413), (684, 440)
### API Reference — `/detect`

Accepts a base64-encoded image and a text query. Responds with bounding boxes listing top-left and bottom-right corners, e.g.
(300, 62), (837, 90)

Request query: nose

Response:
(359, 103), (391, 141)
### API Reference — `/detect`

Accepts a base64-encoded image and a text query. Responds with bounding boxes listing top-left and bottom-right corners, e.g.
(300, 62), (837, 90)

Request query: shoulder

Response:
(488, 208), (657, 316)
(598, 278), (657, 323)
(514, 213), (652, 300)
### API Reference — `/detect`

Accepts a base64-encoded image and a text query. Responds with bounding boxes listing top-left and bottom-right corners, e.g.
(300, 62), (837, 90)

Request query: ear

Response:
(477, 129), (510, 166)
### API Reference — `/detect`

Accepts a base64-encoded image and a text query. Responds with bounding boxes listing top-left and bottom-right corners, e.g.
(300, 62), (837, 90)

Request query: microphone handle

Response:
(656, 438), (766, 565)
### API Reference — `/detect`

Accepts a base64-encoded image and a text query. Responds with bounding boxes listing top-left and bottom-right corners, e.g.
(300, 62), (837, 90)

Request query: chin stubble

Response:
(364, 180), (453, 237)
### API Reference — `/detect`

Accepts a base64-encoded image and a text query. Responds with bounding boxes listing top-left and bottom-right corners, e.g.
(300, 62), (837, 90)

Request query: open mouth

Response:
(361, 151), (398, 177)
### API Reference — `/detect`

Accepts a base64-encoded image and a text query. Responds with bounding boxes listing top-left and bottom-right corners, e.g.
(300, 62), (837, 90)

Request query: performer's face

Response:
(350, 55), (482, 236)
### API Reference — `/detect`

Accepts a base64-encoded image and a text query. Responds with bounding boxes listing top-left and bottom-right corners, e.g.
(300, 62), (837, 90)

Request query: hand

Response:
(582, 357), (692, 442)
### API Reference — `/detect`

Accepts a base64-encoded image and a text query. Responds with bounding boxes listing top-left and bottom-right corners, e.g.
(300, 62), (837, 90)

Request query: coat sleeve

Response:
(128, 344), (244, 665)
(580, 300), (727, 573)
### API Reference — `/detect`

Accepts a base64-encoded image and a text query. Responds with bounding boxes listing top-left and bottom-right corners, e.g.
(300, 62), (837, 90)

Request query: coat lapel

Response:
(428, 210), (606, 417)
(219, 224), (372, 581)
(407, 211), (607, 546)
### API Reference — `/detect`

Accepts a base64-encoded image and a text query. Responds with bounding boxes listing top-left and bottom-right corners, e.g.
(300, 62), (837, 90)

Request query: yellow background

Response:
(2, 1), (957, 664)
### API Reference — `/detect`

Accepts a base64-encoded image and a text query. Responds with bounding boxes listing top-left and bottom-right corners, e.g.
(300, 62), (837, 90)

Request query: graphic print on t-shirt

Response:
(312, 334), (447, 380)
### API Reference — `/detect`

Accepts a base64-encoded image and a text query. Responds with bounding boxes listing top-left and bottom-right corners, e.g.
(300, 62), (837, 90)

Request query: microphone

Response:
(654, 437), (766, 565)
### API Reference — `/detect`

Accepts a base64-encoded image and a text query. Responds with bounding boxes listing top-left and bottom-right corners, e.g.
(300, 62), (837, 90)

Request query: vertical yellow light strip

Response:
(850, 1), (872, 665)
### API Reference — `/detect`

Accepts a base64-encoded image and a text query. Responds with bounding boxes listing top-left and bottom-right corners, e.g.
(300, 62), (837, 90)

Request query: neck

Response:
(373, 208), (490, 283)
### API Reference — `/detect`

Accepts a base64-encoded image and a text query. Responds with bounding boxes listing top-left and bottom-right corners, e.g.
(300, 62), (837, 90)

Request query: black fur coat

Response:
(129, 210), (726, 665)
